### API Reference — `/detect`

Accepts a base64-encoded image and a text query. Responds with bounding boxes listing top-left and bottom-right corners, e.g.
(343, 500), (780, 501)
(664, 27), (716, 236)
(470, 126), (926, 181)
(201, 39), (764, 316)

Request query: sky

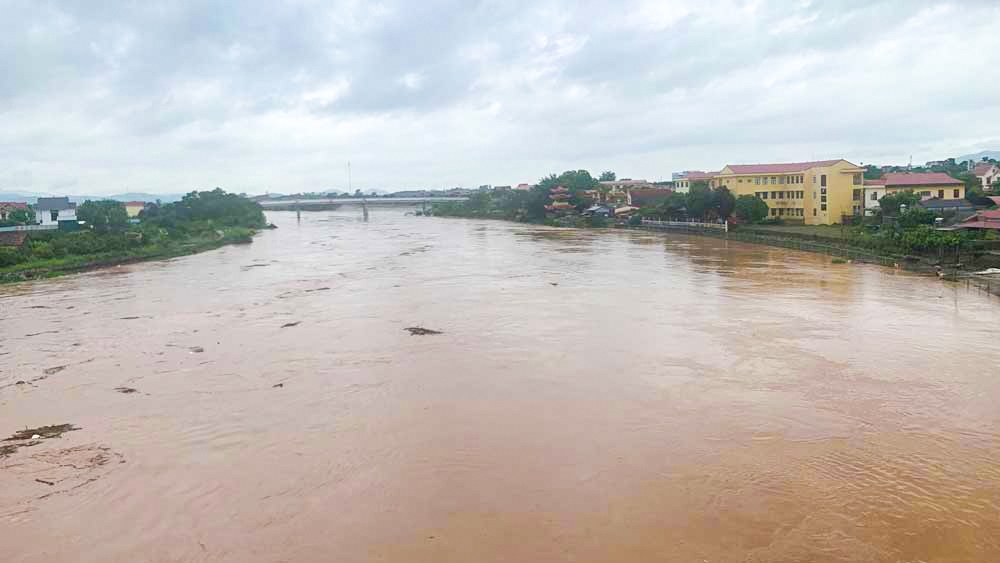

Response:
(2, 0), (999, 196)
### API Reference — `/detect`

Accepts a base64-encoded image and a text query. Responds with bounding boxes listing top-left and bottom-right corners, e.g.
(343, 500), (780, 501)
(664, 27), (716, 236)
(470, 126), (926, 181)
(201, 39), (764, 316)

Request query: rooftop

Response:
(917, 198), (975, 209)
(883, 172), (962, 187)
(35, 197), (76, 211)
(723, 160), (844, 174)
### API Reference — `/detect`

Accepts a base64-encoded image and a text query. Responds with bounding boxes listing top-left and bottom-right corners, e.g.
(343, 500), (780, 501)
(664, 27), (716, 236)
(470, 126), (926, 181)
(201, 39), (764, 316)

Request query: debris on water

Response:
(120, 316), (143, 320)
(43, 365), (68, 375)
(25, 330), (60, 337)
(405, 326), (443, 336)
(281, 322), (301, 328)
(4, 424), (80, 442)
(115, 387), (138, 394)
(549, 282), (559, 286)
(15, 380), (27, 385)
(35, 478), (55, 486)
(272, 383), (284, 388)
(304, 287), (331, 292)
(189, 346), (205, 353)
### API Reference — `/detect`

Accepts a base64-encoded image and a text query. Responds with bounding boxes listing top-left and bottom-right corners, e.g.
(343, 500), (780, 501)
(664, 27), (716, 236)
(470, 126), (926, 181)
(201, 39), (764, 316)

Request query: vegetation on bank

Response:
(0, 189), (265, 283)
(430, 168), (998, 262)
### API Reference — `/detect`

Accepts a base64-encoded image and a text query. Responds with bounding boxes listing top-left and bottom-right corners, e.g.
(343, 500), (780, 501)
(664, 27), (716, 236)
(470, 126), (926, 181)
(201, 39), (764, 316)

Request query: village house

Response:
(0, 201), (29, 222)
(0, 231), (30, 250)
(714, 160), (865, 225)
(672, 171), (718, 194)
(34, 197), (77, 226)
(881, 172), (965, 200)
(859, 178), (886, 216)
(974, 162), (1000, 191)
(125, 201), (147, 218)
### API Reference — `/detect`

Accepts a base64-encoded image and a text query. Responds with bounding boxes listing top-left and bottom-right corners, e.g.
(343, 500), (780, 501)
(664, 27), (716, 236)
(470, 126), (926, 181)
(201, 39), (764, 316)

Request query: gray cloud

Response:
(1, 0), (999, 194)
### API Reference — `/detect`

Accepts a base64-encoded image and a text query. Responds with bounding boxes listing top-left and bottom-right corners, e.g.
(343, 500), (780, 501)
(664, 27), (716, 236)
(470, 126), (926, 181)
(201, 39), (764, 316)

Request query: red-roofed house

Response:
(715, 159), (864, 224)
(124, 201), (147, 218)
(882, 172), (965, 201)
(673, 171), (719, 194)
(0, 202), (28, 222)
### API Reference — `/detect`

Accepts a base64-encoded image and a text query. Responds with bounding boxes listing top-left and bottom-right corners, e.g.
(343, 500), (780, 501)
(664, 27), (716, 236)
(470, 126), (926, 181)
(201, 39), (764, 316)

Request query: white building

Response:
(974, 163), (1000, 191)
(35, 197), (77, 226)
(859, 179), (885, 215)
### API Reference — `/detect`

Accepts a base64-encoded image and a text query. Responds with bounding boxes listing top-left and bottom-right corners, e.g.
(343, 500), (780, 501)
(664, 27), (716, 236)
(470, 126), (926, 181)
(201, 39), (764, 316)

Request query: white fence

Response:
(640, 219), (728, 232)
(0, 224), (58, 233)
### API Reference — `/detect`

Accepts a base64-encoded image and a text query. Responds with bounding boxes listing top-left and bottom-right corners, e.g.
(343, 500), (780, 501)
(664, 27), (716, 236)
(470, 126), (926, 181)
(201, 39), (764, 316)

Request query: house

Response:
(124, 201), (147, 218)
(672, 171), (719, 194)
(860, 178), (886, 216)
(0, 231), (30, 250)
(714, 159), (865, 225)
(881, 172), (965, 201)
(34, 197), (77, 226)
(0, 202), (29, 222)
(627, 188), (674, 207)
(955, 208), (1000, 231)
(974, 163), (1000, 191)
(583, 205), (611, 218)
(514, 183), (532, 191)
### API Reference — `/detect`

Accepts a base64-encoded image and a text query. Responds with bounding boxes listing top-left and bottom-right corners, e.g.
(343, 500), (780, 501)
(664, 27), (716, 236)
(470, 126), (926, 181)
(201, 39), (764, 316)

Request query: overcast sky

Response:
(2, 0), (999, 195)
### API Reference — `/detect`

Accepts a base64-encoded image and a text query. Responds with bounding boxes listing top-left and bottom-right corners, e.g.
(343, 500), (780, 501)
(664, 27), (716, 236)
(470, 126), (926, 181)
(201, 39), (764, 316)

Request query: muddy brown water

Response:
(2, 210), (1000, 562)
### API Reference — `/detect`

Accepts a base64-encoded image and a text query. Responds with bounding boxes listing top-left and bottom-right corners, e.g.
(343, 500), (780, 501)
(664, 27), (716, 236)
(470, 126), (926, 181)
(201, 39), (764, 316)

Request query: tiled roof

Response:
(917, 198), (974, 209)
(724, 160), (843, 174)
(125, 201), (146, 206)
(35, 197), (76, 211)
(0, 231), (29, 247)
(685, 171), (718, 180)
(974, 163), (996, 176)
(863, 178), (887, 186)
(0, 201), (29, 209)
(883, 172), (962, 186)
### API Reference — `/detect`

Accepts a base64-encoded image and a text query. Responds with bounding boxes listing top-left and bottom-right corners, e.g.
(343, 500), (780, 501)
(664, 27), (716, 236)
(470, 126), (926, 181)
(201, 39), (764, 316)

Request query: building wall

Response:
(885, 184), (965, 200)
(126, 205), (145, 218)
(37, 208), (77, 226)
(715, 160), (863, 225)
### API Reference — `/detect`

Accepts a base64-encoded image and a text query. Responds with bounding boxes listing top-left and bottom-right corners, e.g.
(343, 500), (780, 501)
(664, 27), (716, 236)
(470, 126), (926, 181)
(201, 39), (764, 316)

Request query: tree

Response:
(686, 182), (713, 219)
(878, 191), (921, 215)
(897, 207), (936, 228)
(734, 195), (768, 223)
(1, 207), (34, 226)
(712, 187), (736, 220)
(77, 200), (129, 232)
(599, 171), (616, 181)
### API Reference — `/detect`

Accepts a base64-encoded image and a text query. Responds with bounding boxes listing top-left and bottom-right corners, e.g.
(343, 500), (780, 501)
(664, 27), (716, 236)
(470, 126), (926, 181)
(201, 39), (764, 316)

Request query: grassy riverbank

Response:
(0, 189), (265, 285)
(0, 228), (254, 284)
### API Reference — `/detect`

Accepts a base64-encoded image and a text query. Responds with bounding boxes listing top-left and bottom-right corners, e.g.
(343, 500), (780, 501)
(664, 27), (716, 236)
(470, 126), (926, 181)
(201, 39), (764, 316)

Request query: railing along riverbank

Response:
(638, 218), (901, 268)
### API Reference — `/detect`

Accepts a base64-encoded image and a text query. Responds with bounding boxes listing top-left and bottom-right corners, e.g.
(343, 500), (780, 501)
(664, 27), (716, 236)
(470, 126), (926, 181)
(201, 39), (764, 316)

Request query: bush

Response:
(0, 247), (26, 267)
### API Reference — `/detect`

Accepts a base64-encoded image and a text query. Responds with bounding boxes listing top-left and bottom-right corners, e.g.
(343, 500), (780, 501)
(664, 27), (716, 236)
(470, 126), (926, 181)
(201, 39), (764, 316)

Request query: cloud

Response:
(0, 0), (999, 194)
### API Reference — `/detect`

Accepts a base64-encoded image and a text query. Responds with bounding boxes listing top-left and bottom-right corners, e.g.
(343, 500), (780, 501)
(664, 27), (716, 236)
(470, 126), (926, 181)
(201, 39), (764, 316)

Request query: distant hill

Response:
(956, 150), (1000, 163)
(0, 191), (185, 204)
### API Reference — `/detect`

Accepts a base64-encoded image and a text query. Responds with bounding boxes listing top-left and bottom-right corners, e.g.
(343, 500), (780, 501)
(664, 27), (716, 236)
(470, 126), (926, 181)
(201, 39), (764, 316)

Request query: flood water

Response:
(2, 209), (1000, 562)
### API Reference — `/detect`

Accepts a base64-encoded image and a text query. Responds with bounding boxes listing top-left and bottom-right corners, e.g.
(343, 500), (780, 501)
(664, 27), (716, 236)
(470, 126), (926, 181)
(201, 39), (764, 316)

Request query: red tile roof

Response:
(125, 201), (146, 207)
(974, 163), (996, 176)
(0, 231), (29, 248)
(685, 171), (718, 180)
(883, 172), (962, 187)
(863, 178), (886, 186)
(0, 201), (29, 209)
(724, 160), (843, 174)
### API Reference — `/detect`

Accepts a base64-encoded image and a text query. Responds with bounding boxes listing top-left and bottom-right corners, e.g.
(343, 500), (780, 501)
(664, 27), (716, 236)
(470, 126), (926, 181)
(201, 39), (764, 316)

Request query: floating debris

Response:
(304, 287), (331, 292)
(189, 346), (205, 353)
(114, 387), (138, 394)
(549, 282), (559, 286)
(281, 322), (301, 328)
(35, 479), (54, 486)
(43, 365), (68, 375)
(405, 326), (443, 336)
(120, 316), (143, 320)
(272, 383), (284, 388)
(4, 424), (80, 442)
(25, 330), (60, 338)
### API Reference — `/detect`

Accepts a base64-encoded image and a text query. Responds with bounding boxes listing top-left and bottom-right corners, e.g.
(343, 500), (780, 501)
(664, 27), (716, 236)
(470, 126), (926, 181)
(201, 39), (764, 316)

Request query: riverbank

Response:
(0, 229), (254, 284)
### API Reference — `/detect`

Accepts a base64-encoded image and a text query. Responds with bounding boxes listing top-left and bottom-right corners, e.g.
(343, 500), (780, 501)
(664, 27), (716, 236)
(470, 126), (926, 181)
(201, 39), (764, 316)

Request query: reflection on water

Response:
(2, 210), (1000, 562)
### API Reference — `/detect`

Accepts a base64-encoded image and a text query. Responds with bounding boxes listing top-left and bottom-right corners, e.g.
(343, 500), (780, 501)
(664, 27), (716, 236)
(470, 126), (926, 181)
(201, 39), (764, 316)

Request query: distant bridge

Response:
(257, 197), (468, 211)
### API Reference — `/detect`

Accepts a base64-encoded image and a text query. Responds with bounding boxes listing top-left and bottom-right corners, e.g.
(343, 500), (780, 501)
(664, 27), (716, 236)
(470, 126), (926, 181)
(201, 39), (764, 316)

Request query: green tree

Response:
(878, 191), (920, 215)
(599, 171), (616, 181)
(734, 195), (768, 223)
(712, 187), (736, 220)
(897, 207), (936, 228)
(686, 181), (713, 219)
(0, 207), (34, 226)
(77, 200), (129, 232)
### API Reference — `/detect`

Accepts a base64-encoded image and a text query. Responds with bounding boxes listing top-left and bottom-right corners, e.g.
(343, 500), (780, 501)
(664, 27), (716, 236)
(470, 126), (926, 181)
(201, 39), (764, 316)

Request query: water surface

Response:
(2, 210), (999, 562)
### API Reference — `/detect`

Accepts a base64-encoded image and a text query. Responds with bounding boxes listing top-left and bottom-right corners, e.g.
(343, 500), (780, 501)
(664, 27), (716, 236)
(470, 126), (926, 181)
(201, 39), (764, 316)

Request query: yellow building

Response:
(125, 201), (146, 218)
(714, 159), (864, 225)
(880, 172), (965, 200)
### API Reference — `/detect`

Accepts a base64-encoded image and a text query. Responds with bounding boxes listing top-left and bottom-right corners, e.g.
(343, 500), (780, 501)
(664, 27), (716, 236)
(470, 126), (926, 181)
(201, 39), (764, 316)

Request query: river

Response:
(2, 209), (1000, 562)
